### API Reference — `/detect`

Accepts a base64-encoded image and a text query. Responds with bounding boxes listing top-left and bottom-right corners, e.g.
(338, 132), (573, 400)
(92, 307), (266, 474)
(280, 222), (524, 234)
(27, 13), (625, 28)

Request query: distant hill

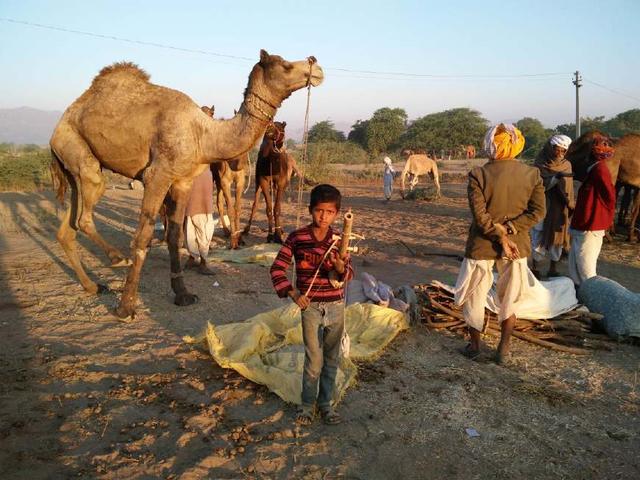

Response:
(0, 107), (62, 145)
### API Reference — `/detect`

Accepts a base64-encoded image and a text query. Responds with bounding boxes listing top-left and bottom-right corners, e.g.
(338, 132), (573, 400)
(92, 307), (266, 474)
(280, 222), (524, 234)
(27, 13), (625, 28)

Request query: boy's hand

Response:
(329, 251), (348, 274)
(289, 289), (310, 310)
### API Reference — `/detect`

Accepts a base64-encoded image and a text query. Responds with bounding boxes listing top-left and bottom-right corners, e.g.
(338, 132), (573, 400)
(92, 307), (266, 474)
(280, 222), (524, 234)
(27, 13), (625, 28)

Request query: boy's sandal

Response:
(295, 406), (314, 426)
(460, 343), (481, 360)
(320, 408), (342, 425)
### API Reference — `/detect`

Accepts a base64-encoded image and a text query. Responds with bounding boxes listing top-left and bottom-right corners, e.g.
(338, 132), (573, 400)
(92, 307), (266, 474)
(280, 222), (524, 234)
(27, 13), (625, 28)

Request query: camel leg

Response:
(628, 189), (640, 242)
(232, 173), (246, 248)
(432, 166), (441, 199)
(263, 179), (275, 242)
(273, 181), (287, 244)
(221, 181), (236, 248)
(215, 186), (231, 237)
(56, 177), (108, 294)
(164, 179), (199, 306)
(76, 164), (131, 267)
(115, 173), (172, 319)
(243, 185), (261, 235)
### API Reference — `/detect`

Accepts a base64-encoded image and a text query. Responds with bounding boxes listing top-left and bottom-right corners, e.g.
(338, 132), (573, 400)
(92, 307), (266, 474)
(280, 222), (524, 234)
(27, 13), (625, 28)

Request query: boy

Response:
(270, 184), (353, 425)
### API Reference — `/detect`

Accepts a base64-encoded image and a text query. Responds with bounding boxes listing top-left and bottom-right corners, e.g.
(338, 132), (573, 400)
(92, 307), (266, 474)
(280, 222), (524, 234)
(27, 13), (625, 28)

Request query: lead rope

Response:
(295, 60), (314, 230)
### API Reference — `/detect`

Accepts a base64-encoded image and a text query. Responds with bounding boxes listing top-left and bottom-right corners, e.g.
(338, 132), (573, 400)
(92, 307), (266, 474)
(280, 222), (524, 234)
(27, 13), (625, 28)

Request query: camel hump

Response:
(92, 62), (150, 85)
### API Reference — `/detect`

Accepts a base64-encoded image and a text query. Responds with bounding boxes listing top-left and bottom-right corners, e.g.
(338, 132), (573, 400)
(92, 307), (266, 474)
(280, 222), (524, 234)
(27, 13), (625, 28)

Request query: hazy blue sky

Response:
(1, 0), (639, 139)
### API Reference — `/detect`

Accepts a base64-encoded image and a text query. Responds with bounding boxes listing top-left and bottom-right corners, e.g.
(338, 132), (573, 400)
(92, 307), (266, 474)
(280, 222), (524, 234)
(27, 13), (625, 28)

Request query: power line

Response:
(0, 17), (255, 62)
(1, 17), (573, 80)
(583, 78), (640, 103)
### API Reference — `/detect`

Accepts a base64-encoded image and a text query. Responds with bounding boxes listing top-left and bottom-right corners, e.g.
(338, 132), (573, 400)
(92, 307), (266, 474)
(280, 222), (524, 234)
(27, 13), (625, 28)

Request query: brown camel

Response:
(49, 50), (324, 318)
(566, 131), (640, 241)
(212, 153), (250, 249)
(399, 149), (441, 199)
(200, 105), (250, 249)
(243, 121), (308, 243)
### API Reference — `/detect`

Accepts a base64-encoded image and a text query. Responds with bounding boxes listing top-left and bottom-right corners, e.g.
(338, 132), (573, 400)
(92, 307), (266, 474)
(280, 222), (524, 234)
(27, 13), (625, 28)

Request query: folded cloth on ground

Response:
(203, 303), (408, 404)
(347, 272), (409, 313)
(578, 276), (640, 339)
(207, 243), (281, 267)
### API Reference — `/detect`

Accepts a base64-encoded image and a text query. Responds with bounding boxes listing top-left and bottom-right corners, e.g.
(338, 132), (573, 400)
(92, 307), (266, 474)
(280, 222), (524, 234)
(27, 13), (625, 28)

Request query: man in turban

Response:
(382, 156), (395, 200)
(530, 134), (574, 278)
(568, 134), (616, 285)
(454, 124), (545, 364)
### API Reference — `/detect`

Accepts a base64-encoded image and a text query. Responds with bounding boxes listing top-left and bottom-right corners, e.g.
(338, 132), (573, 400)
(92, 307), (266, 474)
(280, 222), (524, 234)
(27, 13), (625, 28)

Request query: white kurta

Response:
(184, 213), (215, 261)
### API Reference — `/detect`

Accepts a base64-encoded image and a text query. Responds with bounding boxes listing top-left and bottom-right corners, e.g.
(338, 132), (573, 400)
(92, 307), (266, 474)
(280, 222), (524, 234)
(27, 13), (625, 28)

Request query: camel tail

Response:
(50, 149), (68, 204)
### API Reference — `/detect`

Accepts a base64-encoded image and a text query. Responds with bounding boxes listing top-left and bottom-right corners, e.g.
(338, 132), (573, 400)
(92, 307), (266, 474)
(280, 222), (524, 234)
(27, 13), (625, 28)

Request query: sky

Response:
(1, 0), (639, 140)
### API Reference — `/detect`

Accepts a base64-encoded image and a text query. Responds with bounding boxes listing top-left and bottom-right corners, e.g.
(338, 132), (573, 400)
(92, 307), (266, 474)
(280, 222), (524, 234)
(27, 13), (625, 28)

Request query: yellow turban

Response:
(483, 123), (525, 160)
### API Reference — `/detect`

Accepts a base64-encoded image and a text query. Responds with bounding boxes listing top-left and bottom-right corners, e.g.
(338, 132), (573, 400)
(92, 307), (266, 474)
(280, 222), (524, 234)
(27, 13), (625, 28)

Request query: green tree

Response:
(347, 119), (369, 148)
(401, 108), (488, 153)
(307, 120), (346, 143)
(516, 117), (553, 158)
(364, 107), (407, 155)
(555, 116), (606, 139)
(604, 109), (640, 137)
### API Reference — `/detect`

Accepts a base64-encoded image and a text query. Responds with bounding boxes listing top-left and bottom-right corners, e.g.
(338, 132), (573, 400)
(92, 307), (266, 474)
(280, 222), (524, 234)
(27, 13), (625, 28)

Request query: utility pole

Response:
(573, 71), (582, 138)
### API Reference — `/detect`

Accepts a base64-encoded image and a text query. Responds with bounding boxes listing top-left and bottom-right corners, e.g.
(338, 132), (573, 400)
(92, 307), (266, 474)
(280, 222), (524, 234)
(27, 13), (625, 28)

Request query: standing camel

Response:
(243, 121), (308, 243)
(201, 105), (250, 249)
(566, 131), (640, 241)
(212, 153), (250, 249)
(49, 50), (324, 318)
(400, 149), (441, 199)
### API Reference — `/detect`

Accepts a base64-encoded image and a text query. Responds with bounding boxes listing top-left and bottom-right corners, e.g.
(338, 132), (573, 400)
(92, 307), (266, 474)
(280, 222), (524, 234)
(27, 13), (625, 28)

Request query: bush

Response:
(0, 147), (52, 191)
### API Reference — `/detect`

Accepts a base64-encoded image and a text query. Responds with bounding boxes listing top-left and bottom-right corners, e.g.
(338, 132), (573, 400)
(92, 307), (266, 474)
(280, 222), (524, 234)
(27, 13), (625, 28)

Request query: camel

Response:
(49, 50), (324, 318)
(243, 121), (309, 243)
(200, 105), (250, 249)
(399, 149), (441, 199)
(566, 131), (640, 241)
(212, 153), (250, 249)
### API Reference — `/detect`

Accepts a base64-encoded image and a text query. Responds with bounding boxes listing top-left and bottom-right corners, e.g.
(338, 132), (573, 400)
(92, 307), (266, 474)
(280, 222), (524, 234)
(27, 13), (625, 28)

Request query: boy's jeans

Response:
(301, 301), (345, 410)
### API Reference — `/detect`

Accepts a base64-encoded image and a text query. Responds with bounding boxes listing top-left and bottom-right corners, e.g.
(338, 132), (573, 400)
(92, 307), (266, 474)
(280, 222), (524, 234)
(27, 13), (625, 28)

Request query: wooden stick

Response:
(486, 325), (588, 355)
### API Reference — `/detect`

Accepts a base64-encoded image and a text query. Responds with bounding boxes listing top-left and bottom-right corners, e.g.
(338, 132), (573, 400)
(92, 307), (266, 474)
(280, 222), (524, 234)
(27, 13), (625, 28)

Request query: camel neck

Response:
(200, 110), (271, 162)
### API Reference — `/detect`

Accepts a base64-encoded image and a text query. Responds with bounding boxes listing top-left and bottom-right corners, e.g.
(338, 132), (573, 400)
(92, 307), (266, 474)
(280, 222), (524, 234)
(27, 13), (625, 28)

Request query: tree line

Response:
(303, 108), (640, 162)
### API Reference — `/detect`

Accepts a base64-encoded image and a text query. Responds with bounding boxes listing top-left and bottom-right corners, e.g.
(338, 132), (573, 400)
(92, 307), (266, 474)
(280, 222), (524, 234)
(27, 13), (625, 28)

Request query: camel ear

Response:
(259, 49), (270, 65)
(282, 121), (287, 128)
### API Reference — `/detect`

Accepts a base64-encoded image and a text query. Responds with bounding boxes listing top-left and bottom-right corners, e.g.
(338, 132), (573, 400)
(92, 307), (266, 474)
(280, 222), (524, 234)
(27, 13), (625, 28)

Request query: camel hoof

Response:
(96, 284), (113, 295)
(174, 292), (199, 307)
(267, 233), (274, 243)
(111, 257), (132, 268)
(114, 304), (136, 320)
(243, 226), (251, 235)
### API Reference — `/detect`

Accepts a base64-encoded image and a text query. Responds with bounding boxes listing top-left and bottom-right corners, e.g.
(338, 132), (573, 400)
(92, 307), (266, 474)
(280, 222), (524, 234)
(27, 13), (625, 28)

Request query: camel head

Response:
(401, 149), (413, 157)
(566, 130), (613, 182)
(244, 51), (324, 118)
(201, 105), (215, 117)
(265, 121), (286, 149)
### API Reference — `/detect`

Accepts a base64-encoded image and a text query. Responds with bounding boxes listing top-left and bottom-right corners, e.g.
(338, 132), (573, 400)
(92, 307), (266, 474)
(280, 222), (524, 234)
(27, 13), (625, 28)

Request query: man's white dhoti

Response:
(184, 213), (215, 261)
(568, 229), (604, 286)
(530, 221), (562, 262)
(453, 258), (529, 331)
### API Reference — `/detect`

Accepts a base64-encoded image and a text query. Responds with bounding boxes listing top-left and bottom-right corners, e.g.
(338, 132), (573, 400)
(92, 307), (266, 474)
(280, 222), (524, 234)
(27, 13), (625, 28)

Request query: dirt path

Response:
(0, 184), (638, 479)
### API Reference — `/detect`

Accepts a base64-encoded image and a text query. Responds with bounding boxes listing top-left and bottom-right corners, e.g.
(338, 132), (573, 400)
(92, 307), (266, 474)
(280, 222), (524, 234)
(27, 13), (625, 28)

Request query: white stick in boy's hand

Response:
(288, 288), (310, 310)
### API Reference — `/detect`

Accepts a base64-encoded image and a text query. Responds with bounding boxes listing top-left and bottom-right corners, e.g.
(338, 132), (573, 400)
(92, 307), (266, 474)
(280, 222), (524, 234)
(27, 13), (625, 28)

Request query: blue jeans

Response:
(300, 301), (345, 409)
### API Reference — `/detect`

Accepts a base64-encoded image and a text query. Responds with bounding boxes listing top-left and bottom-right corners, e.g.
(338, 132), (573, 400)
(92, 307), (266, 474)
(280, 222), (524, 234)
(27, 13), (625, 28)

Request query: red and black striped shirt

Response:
(270, 225), (354, 302)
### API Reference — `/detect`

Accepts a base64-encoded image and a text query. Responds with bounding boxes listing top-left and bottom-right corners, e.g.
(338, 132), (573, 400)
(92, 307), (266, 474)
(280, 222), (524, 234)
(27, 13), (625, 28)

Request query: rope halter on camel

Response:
(295, 57), (315, 229)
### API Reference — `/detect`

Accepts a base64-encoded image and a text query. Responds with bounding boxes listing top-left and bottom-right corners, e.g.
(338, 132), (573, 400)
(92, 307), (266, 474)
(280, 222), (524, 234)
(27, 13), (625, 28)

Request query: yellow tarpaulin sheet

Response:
(208, 244), (281, 267)
(204, 302), (409, 404)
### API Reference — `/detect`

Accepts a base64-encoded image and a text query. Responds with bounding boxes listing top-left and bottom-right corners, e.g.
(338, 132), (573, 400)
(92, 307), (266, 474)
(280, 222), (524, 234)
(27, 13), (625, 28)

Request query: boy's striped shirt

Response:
(270, 225), (353, 302)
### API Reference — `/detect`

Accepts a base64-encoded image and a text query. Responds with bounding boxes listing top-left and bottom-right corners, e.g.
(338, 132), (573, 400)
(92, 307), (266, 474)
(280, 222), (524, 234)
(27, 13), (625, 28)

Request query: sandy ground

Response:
(1, 180), (639, 480)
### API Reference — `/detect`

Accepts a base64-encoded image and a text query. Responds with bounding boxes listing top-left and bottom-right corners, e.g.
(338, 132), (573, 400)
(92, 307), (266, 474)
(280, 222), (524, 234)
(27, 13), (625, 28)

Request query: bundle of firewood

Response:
(415, 282), (612, 354)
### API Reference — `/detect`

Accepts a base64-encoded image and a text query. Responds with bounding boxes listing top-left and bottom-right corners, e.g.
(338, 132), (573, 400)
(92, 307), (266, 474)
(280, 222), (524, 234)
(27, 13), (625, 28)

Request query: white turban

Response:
(549, 134), (572, 150)
(383, 156), (393, 165)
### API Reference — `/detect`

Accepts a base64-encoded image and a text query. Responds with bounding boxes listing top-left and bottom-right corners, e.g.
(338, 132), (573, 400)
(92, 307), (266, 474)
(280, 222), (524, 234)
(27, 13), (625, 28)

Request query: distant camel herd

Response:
(48, 50), (639, 318)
